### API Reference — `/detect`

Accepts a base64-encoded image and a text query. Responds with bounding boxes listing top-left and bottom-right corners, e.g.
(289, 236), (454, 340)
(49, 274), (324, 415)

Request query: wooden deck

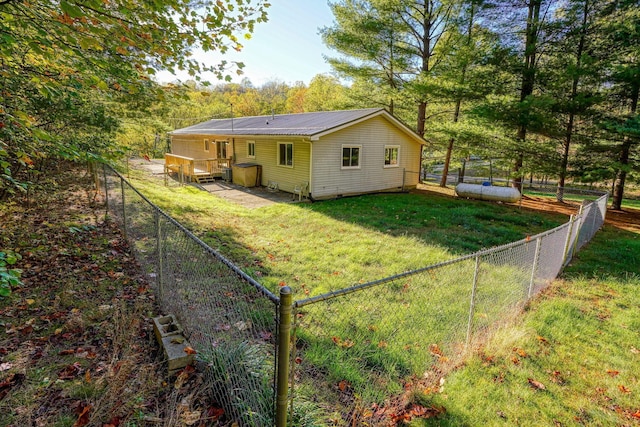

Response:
(164, 153), (231, 184)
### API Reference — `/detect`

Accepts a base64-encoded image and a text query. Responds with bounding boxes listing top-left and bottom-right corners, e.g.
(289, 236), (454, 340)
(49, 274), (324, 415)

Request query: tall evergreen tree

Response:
(601, 0), (640, 210)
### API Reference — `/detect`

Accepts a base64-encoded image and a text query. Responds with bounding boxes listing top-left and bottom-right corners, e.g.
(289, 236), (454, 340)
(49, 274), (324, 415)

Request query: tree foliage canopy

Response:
(0, 0), (268, 198)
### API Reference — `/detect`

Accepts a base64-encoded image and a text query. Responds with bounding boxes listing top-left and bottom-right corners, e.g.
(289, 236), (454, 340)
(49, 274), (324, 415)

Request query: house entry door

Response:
(216, 140), (227, 159)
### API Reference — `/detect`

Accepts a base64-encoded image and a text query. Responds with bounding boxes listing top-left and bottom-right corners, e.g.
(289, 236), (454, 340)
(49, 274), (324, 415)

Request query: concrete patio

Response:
(131, 158), (300, 209)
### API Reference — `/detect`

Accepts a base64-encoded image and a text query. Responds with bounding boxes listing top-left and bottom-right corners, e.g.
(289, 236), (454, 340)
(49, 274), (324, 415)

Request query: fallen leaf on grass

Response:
(618, 385), (631, 394)
(607, 370), (619, 377)
(58, 362), (82, 380)
(180, 409), (201, 426)
(207, 406), (225, 420)
(103, 415), (121, 426)
(0, 362), (12, 372)
(513, 347), (528, 358)
(72, 404), (91, 427)
(184, 346), (197, 355)
(0, 373), (25, 400)
(528, 378), (546, 390)
(338, 380), (349, 392)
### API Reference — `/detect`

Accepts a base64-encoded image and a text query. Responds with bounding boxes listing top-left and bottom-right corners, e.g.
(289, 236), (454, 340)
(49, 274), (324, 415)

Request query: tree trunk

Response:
(417, 101), (427, 137)
(557, 0), (590, 202)
(611, 137), (631, 210)
(611, 76), (639, 210)
(440, 3), (474, 188)
(513, 0), (542, 193)
(440, 138), (454, 187)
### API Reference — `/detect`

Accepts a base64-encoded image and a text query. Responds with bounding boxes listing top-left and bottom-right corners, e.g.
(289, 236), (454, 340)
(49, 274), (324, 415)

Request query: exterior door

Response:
(216, 140), (227, 159)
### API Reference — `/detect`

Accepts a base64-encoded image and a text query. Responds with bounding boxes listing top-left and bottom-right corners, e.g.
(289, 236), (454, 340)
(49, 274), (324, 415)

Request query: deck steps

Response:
(195, 175), (217, 184)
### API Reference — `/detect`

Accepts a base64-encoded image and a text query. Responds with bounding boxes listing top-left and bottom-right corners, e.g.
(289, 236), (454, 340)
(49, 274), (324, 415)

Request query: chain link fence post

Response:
(102, 164), (109, 221)
(562, 215), (575, 266)
(155, 209), (163, 300)
(120, 177), (127, 240)
(466, 255), (481, 346)
(276, 286), (292, 427)
(528, 236), (542, 299)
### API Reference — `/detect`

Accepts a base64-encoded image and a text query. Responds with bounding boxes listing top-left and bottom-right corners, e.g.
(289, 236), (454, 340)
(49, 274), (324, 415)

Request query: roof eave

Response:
(309, 109), (425, 145)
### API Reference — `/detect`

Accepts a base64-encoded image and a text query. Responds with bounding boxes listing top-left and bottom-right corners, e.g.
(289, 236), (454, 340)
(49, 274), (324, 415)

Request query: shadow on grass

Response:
(302, 192), (567, 255)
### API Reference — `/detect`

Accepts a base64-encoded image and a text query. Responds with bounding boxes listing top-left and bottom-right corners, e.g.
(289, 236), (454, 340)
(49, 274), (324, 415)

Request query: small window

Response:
(342, 145), (361, 169)
(278, 142), (293, 167)
(204, 139), (210, 152)
(247, 140), (256, 158)
(384, 145), (399, 167)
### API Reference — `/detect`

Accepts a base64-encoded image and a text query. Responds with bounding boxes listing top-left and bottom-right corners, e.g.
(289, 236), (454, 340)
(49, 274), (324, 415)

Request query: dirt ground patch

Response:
(415, 183), (640, 234)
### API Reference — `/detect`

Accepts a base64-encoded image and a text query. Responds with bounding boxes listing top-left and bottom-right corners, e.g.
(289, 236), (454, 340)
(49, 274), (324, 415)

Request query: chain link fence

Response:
(100, 164), (607, 426)
(287, 189), (608, 425)
(102, 166), (280, 425)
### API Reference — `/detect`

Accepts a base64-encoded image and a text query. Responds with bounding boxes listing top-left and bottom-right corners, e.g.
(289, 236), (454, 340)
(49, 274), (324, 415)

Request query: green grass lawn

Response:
(413, 224), (640, 426)
(121, 168), (638, 426)
(125, 169), (566, 298)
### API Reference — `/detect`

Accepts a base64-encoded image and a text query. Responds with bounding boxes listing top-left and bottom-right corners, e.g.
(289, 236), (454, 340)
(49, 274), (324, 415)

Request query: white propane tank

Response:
(455, 183), (521, 203)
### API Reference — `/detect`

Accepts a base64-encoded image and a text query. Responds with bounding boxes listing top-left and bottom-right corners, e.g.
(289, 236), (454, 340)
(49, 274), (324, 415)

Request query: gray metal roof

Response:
(170, 108), (387, 137)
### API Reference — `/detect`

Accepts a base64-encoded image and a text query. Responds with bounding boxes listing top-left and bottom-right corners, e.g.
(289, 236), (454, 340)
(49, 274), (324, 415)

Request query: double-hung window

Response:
(278, 142), (293, 167)
(384, 145), (399, 167)
(342, 145), (361, 169)
(247, 140), (256, 158)
(204, 139), (210, 152)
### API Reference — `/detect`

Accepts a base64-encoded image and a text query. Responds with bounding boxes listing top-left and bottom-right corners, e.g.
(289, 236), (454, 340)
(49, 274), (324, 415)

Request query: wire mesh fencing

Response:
(100, 163), (608, 426)
(102, 166), (279, 426)
(287, 191), (609, 425)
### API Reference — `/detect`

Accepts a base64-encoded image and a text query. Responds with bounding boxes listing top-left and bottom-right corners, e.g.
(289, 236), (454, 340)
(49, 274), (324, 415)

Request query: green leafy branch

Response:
(0, 250), (23, 297)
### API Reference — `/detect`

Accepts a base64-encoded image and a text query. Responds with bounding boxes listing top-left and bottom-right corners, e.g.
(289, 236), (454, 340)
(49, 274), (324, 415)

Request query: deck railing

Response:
(164, 153), (231, 183)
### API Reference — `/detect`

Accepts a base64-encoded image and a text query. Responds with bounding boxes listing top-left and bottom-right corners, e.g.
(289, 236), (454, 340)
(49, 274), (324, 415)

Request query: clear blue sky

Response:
(156, 1), (337, 86)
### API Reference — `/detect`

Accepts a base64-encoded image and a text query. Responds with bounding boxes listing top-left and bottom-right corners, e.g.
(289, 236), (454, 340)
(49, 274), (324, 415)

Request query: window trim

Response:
(384, 145), (400, 168)
(341, 144), (362, 170)
(277, 141), (294, 168)
(247, 140), (256, 159)
(204, 138), (210, 152)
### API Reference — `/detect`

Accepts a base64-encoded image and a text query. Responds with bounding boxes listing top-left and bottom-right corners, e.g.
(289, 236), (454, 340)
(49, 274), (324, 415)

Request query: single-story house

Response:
(167, 108), (425, 200)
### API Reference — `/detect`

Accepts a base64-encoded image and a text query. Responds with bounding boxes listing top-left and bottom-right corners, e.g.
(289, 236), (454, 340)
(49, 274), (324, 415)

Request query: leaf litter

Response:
(0, 165), (230, 426)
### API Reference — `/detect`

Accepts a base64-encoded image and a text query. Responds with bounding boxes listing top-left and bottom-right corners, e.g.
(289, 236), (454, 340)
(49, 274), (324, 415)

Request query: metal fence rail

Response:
(287, 190), (608, 425)
(101, 164), (608, 426)
(102, 166), (279, 425)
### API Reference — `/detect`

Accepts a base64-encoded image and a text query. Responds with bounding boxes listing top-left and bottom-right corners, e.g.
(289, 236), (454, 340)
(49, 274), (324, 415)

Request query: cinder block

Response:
(152, 314), (183, 344)
(161, 335), (195, 373)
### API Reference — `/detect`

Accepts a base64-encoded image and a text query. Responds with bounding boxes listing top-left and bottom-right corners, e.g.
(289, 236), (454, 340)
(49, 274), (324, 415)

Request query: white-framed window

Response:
(277, 142), (293, 167)
(384, 145), (400, 167)
(204, 139), (210, 152)
(342, 145), (361, 169)
(247, 140), (256, 158)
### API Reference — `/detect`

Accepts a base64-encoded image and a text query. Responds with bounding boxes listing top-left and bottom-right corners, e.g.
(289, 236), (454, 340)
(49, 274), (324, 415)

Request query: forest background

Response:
(1, 0), (638, 209)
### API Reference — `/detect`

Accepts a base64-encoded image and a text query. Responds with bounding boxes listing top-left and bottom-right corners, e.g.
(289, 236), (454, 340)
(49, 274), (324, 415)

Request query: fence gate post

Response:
(276, 286), (293, 427)
(120, 178), (127, 240)
(465, 255), (481, 347)
(528, 236), (543, 299)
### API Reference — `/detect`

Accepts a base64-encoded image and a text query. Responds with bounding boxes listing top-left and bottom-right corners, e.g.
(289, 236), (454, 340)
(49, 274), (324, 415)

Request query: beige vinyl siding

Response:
(233, 137), (310, 193)
(259, 139), (310, 193)
(311, 115), (421, 199)
(170, 135), (226, 159)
